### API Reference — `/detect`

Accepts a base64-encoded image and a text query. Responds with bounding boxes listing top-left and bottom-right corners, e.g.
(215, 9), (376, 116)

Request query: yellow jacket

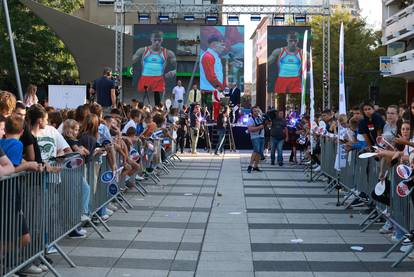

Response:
(187, 89), (201, 104)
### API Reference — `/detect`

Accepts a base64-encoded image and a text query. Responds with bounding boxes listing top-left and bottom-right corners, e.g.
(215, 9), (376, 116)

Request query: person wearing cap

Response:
(132, 30), (177, 106)
(200, 34), (226, 112)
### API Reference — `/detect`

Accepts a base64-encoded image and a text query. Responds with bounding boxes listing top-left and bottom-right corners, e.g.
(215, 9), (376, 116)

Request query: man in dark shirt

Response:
(358, 102), (385, 148)
(215, 108), (229, 155)
(190, 104), (201, 154)
(229, 82), (241, 123)
(270, 110), (288, 166)
(91, 67), (116, 112)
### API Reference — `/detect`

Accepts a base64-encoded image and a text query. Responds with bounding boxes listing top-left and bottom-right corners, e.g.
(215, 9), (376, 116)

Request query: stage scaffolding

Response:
(114, 0), (331, 110)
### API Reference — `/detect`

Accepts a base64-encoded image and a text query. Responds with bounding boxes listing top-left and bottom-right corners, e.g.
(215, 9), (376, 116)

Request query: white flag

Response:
(335, 22), (347, 171)
(309, 48), (315, 154)
(300, 30), (308, 116)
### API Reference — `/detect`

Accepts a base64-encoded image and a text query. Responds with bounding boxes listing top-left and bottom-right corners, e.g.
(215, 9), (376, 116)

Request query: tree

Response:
(0, 0), (83, 95)
(310, 10), (405, 111)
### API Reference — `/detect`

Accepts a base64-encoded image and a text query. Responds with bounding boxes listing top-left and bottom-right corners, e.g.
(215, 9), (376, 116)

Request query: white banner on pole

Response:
(335, 22), (347, 171)
(48, 85), (86, 109)
(300, 30), (308, 116)
(309, 48), (315, 155)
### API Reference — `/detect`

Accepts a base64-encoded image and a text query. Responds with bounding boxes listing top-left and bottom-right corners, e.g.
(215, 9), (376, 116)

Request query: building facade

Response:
(381, 0), (414, 102)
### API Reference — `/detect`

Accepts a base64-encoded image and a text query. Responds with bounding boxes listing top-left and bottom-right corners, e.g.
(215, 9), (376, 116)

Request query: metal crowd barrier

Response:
(316, 138), (414, 267)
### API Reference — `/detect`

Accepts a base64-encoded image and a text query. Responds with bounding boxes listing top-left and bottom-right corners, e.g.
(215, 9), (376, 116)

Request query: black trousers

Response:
(177, 127), (187, 153)
(154, 92), (162, 106)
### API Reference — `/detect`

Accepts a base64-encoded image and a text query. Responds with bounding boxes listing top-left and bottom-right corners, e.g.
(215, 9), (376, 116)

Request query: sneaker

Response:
(271, 161), (275, 165)
(253, 167), (262, 172)
(38, 264), (49, 272)
(400, 238), (414, 252)
(108, 203), (118, 211)
(20, 265), (43, 275)
(69, 229), (86, 239)
(313, 165), (321, 172)
(47, 245), (58, 254)
(78, 228), (87, 236)
(350, 198), (367, 208)
(279, 162), (283, 166)
(379, 227), (393, 234)
(214, 152), (219, 156)
(247, 166), (252, 173)
(106, 209), (114, 216)
(135, 175), (145, 181)
(81, 214), (91, 222)
(101, 214), (110, 222)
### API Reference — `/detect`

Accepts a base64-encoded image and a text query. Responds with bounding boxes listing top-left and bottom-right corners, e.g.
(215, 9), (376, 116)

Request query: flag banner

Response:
(309, 48), (315, 154)
(335, 22), (347, 171)
(300, 30), (308, 116)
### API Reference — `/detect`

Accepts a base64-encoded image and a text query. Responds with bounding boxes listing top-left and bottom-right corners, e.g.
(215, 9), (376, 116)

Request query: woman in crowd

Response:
(23, 84), (39, 107)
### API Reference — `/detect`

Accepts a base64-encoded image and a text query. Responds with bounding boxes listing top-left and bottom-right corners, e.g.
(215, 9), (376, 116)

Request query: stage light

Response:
(138, 13), (150, 21)
(158, 14), (170, 22)
(184, 15), (195, 21)
(206, 15), (218, 22)
(294, 15), (306, 23)
(227, 15), (239, 22)
(274, 15), (285, 23)
(250, 15), (261, 21)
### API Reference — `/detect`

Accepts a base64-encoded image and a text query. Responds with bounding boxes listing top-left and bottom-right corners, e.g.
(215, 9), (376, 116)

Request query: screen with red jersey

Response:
(267, 26), (311, 94)
(199, 26), (244, 92)
(132, 25), (177, 95)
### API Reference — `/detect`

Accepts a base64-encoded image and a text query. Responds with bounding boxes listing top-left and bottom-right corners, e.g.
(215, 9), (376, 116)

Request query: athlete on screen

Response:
(268, 32), (307, 94)
(132, 30), (176, 97)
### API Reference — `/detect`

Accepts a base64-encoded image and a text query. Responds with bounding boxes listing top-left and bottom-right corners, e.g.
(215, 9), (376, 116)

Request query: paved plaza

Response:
(46, 152), (414, 277)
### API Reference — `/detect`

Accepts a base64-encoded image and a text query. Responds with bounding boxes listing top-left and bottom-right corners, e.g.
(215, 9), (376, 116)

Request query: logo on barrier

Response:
(108, 183), (118, 196)
(396, 164), (412, 180)
(63, 157), (84, 169)
(129, 148), (140, 161)
(101, 171), (115, 183)
(396, 180), (413, 198)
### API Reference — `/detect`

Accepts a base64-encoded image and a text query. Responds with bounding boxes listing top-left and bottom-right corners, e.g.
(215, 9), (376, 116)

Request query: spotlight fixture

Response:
(294, 14), (306, 23)
(250, 15), (261, 21)
(274, 14), (285, 23)
(184, 15), (195, 21)
(227, 15), (239, 22)
(205, 15), (218, 22)
(138, 13), (150, 21)
(158, 14), (170, 22)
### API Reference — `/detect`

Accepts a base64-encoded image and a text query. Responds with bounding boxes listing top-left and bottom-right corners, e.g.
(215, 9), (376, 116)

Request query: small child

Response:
(0, 116), (40, 172)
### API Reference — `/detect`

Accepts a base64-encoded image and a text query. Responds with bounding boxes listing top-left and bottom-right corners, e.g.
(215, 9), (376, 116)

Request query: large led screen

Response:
(132, 25), (177, 95)
(267, 26), (311, 94)
(199, 26), (244, 92)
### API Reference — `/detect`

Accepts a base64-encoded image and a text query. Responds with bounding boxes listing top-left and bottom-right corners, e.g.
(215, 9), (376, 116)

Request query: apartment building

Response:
(381, 0), (414, 101)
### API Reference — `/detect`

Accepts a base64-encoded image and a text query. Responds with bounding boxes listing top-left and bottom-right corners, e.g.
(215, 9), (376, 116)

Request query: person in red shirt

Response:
(212, 85), (223, 121)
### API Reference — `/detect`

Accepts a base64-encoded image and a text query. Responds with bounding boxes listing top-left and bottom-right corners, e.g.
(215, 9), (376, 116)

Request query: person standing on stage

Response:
(229, 82), (241, 123)
(172, 80), (185, 111)
(212, 85), (223, 122)
(132, 30), (177, 106)
(187, 84), (201, 107)
(215, 107), (229, 156)
(200, 34), (226, 112)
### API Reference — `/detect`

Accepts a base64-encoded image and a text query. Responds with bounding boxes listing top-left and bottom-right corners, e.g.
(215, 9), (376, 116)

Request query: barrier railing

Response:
(315, 137), (414, 267)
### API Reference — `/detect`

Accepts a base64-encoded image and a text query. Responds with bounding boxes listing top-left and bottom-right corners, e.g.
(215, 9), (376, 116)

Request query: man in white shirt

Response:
(172, 80), (186, 111)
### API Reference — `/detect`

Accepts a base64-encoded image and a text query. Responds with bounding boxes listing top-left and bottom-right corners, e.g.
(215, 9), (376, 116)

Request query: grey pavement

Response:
(45, 151), (414, 277)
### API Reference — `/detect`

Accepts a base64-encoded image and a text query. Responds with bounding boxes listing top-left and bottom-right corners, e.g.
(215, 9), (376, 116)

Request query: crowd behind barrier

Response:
(0, 110), (181, 277)
(315, 137), (414, 267)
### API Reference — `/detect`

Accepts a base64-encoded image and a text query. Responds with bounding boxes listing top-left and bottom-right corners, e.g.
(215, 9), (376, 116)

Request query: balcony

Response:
(386, 49), (414, 80)
(382, 3), (414, 45)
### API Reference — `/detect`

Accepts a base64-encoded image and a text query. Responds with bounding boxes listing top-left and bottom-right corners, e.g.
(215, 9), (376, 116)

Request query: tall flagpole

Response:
(309, 48), (315, 155)
(300, 30), (308, 116)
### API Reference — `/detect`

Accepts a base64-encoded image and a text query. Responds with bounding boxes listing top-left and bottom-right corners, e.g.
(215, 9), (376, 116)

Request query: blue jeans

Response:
(82, 177), (90, 215)
(215, 129), (226, 154)
(270, 137), (284, 164)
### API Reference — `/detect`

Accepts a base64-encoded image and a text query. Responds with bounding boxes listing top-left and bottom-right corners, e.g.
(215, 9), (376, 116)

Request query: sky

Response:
(222, 0), (382, 83)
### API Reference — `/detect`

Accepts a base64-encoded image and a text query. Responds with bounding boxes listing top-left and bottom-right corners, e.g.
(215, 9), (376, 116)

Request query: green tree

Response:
(0, 0), (83, 95)
(310, 10), (405, 111)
